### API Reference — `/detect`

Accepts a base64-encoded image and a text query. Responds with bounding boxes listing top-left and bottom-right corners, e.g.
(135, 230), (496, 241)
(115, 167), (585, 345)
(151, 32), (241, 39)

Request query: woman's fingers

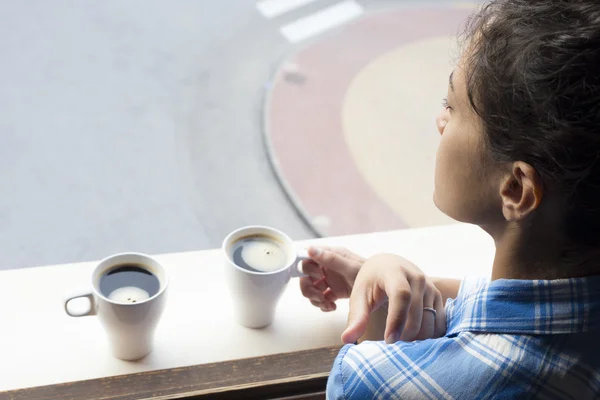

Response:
(308, 246), (363, 263)
(312, 276), (328, 292)
(399, 273), (426, 341)
(415, 287), (436, 340)
(341, 281), (372, 344)
(384, 279), (412, 344)
(300, 277), (337, 311)
(310, 299), (336, 312)
(433, 288), (447, 338)
(335, 253), (445, 345)
(308, 247), (357, 274)
(302, 259), (324, 280)
(323, 288), (339, 303)
(300, 278), (325, 301)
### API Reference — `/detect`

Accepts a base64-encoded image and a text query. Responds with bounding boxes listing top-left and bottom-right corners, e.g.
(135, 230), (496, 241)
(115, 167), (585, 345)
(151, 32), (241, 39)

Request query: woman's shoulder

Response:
(328, 331), (600, 399)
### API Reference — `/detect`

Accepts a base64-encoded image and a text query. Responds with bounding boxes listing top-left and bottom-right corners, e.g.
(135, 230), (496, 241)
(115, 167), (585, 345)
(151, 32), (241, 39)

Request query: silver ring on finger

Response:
(423, 307), (437, 317)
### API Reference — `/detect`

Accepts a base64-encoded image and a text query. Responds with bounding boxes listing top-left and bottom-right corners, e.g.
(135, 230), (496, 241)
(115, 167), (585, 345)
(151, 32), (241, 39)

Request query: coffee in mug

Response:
(100, 264), (160, 303)
(228, 234), (289, 273)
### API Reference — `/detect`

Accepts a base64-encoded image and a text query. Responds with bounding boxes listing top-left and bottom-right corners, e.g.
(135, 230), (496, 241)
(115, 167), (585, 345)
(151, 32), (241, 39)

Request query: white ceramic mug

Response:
(64, 253), (168, 361)
(223, 226), (308, 328)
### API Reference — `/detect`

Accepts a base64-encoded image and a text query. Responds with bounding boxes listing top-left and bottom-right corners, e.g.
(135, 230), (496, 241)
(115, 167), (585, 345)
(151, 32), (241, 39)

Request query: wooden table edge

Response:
(4, 345), (343, 400)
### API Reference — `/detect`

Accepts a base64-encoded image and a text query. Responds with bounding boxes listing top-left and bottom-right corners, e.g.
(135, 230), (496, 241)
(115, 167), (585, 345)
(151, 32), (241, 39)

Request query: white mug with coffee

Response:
(64, 253), (168, 361)
(223, 226), (308, 328)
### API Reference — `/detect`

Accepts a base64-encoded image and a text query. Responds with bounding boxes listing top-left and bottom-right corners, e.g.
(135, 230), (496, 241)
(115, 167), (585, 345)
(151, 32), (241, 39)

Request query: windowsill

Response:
(7, 346), (339, 400)
(0, 223), (494, 397)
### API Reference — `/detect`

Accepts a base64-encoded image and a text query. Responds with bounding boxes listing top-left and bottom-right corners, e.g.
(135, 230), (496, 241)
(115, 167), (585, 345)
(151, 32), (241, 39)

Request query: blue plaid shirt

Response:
(327, 276), (600, 399)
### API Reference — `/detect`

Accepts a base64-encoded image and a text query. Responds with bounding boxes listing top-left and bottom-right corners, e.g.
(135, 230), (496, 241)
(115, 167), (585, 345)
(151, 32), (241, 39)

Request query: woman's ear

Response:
(500, 162), (543, 221)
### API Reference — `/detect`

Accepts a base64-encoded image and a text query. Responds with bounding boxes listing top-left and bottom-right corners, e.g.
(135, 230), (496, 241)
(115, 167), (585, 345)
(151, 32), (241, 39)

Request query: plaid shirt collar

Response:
(446, 275), (600, 336)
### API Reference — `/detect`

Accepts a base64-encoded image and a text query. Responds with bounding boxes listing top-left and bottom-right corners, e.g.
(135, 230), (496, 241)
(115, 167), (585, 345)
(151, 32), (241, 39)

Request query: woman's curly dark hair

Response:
(462, 0), (600, 246)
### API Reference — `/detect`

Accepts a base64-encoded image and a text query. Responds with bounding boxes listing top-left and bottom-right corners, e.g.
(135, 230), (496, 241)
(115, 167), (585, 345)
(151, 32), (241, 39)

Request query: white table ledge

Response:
(0, 223), (494, 392)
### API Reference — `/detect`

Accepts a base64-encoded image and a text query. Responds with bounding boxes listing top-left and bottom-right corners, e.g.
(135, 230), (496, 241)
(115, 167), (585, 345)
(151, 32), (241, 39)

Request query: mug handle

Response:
(64, 290), (97, 317)
(291, 249), (310, 278)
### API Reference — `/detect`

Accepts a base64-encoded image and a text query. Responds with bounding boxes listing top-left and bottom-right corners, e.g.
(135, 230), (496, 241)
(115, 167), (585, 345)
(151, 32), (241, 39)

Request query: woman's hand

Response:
(300, 247), (364, 312)
(341, 254), (446, 345)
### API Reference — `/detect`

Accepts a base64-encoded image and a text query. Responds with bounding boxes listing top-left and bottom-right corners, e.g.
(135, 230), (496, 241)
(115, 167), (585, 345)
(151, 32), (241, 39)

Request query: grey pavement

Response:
(0, 0), (454, 270)
(0, 0), (314, 270)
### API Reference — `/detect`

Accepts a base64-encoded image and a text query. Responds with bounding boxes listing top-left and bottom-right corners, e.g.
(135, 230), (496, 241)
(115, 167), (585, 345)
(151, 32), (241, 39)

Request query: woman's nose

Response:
(436, 111), (448, 136)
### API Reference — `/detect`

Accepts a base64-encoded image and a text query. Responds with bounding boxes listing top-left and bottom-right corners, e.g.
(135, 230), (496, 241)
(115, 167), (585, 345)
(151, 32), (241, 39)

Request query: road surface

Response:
(0, 0), (418, 270)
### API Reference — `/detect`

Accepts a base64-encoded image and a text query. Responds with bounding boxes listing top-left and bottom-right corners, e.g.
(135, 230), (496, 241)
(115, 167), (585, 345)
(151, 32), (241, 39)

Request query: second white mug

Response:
(222, 226), (308, 328)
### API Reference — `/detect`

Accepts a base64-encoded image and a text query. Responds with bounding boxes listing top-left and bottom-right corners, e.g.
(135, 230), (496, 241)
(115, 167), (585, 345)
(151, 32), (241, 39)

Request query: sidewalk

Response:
(264, 3), (476, 236)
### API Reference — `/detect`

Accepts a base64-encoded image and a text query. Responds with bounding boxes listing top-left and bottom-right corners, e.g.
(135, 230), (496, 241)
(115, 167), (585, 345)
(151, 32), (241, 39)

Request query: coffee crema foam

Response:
(100, 264), (160, 304)
(108, 286), (150, 303)
(230, 234), (289, 272)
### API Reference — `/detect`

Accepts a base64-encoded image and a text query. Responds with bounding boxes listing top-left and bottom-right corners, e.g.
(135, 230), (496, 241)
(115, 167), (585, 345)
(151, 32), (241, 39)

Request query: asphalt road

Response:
(0, 0), (460, 270)
(0, 0), (334, 270)
(0, 0), (298, 270)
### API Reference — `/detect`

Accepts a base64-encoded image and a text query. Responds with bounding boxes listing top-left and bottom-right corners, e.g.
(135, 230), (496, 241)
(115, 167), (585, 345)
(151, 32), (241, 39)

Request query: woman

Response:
(301, 1), (600, 398)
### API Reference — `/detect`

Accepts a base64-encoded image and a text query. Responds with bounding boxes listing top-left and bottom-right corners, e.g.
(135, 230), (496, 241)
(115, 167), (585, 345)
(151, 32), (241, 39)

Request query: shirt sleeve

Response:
(327, 339), (457, 399)
(326, 344), (352, 400)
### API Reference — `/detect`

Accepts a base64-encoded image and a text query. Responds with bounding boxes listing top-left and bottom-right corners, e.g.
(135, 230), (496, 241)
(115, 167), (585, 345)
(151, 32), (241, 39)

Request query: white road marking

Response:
(256, 0), (321, 19)
(279, 0), (364, 43)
